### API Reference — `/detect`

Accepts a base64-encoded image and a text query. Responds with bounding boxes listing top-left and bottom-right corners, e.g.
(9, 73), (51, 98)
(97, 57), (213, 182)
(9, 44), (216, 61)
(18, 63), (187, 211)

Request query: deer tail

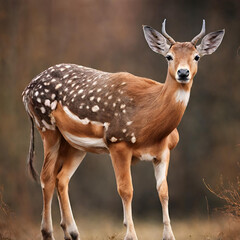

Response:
(27, 115), (39, 182)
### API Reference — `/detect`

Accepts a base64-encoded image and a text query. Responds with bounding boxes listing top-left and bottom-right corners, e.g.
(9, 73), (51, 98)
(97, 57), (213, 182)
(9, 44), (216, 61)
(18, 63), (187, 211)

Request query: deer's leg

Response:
(56, 141), (86, 240)
(109, 143), (138, 240)
(40, 130), (61, 240)
(153, 149), (175, 240)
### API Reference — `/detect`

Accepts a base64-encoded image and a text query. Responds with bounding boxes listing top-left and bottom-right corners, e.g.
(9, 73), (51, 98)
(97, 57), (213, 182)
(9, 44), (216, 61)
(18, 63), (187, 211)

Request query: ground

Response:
(1, 213), (239, 240)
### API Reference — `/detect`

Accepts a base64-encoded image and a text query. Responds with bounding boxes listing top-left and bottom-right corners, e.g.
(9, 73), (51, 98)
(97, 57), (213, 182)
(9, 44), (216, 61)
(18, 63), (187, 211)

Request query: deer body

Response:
(22, 20), (224, 240)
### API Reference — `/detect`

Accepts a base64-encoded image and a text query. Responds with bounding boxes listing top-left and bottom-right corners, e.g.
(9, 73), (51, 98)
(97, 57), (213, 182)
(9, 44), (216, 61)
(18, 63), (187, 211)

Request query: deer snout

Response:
(177, 69), (189, 78)
(176, 68), (190, 83)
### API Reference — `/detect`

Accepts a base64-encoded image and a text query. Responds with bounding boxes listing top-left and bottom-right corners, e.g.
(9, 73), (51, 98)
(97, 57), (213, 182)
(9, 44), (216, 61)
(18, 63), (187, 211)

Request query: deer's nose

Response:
(177, 69), (189, 79)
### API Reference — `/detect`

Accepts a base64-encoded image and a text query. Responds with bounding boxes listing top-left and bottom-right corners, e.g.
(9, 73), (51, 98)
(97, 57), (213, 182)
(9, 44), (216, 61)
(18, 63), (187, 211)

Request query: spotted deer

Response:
(22, 20), (224, 240)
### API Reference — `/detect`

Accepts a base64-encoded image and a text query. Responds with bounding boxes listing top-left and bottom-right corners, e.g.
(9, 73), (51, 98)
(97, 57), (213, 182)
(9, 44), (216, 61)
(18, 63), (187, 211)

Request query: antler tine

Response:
(191, 19), (206, 45)
(162, 19), (175, 45)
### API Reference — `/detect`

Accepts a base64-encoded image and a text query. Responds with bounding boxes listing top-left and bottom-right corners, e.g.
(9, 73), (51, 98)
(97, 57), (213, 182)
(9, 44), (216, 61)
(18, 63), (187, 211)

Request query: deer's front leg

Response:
(153, 149), (175, 240)
(109, 143), (138, 240)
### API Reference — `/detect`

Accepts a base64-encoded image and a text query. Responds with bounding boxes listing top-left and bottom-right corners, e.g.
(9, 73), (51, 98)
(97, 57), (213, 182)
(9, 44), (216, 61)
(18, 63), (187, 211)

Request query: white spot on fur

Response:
(35, 91), (39, 97)
(44, 99), (51, 107)
(175, 89), (190, 106)
(131, 136), (136, 143)
(90, 96), (95, 101)
(122, 129), (127, 133)
(92, 105), (99, 112)
(51, 94), (56, 99)
(40, 107), (46, 114)
(127, 121), (133, 126)
(97, 97), (101, 102)
(51, 100), (57, 110)
(120, 104), (126, 109)
(55, 83), (62, 89)
(110, 137), (118, 142)
(78, 89), (83, 94)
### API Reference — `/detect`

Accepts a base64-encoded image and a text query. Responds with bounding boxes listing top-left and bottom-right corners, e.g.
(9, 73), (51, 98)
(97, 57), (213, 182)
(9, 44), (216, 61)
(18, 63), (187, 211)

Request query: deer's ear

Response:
(197, 30), (225, 56)
(143, 25), (170, 56)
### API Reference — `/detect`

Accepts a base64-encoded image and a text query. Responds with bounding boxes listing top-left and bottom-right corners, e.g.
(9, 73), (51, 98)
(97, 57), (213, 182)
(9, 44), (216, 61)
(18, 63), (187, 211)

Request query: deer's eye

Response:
(194, 55), (200, 61)
(166, 55), (173, 61)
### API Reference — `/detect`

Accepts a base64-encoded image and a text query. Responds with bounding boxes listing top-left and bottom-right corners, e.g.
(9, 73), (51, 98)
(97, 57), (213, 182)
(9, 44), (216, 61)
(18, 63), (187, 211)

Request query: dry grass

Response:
(202, 164), (240, 240)
(0, 212), (239, 240)
(204, 175), (240, 219)
(0, 185), (240, 239)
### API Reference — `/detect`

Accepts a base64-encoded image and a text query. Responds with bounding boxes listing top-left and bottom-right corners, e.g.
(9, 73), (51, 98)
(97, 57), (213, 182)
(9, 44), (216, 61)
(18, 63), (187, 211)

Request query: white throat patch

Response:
(175, 89), (190, 106)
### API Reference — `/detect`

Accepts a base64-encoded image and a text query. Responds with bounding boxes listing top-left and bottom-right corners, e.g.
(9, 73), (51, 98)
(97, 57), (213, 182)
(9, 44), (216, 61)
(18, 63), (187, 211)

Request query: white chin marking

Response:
(175, 89), (190, 106)
(63, 131), (107, 149)
(176, 79), (190, 84)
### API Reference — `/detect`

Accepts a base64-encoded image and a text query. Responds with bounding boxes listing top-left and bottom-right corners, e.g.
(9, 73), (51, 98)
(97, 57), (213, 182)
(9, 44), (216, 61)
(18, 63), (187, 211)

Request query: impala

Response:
(22, 20), (224, 240)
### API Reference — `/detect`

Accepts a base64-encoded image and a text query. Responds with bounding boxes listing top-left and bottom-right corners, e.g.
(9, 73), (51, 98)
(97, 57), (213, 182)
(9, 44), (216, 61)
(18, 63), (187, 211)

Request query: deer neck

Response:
(136, 73), (192, 145)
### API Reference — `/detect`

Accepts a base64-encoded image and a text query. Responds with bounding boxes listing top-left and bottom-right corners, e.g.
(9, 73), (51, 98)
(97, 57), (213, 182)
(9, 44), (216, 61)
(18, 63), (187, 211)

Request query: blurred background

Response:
(0, 0), (239, 235)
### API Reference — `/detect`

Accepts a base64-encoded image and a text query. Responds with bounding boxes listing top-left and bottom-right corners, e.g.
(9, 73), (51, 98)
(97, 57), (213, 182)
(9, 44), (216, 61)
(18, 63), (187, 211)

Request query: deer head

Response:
(143, 19), (225, 85)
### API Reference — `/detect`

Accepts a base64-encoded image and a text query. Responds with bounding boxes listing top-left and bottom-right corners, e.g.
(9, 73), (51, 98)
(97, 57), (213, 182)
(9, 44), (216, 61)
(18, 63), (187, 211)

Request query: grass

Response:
(1, 173), (240, 240)
(0, 213), (239, 240)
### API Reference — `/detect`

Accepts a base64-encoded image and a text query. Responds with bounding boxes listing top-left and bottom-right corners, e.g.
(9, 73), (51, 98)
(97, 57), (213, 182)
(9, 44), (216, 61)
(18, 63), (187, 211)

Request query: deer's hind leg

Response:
(39, 129), (62, 240)
(109, 142), (138, 240)
(56, 140), (86, 240)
